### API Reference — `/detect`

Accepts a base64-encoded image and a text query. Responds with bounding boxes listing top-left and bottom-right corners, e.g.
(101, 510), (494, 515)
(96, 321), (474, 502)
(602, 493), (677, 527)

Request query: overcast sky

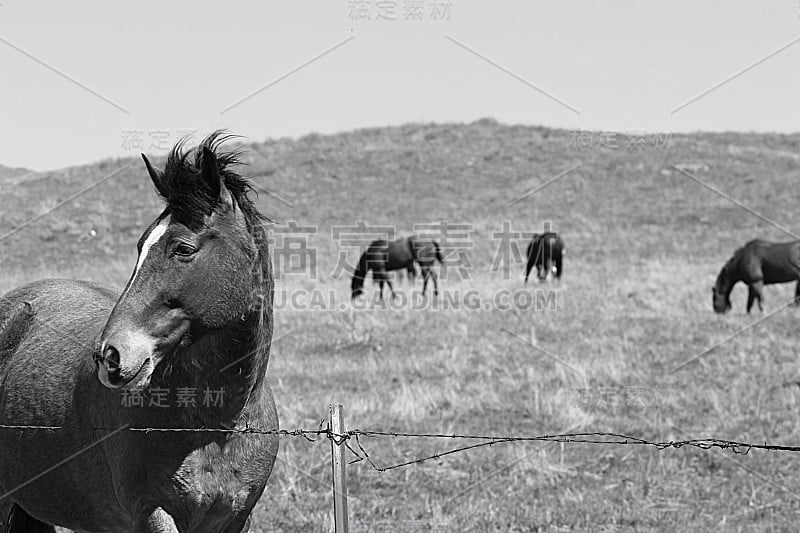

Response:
(1, 0), (799, 171)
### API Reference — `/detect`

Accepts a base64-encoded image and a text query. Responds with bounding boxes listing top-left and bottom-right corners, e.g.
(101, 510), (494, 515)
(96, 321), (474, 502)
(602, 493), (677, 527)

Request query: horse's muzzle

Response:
(96, 329), (157, 389)
(713, 303), (731, 314)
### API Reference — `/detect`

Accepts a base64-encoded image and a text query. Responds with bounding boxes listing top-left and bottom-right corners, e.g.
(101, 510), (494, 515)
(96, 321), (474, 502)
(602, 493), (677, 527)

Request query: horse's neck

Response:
(719, 266), (739, 294)
(163, 315), (271, 426)
(354, 251), (371, 279)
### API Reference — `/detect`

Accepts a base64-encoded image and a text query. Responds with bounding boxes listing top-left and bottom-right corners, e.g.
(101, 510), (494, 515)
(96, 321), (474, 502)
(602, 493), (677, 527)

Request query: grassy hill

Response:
(3, 119), (800, 531)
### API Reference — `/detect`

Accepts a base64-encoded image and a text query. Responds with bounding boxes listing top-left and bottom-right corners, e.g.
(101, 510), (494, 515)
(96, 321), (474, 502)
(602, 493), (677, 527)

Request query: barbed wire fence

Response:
(4, 403), (800, 531)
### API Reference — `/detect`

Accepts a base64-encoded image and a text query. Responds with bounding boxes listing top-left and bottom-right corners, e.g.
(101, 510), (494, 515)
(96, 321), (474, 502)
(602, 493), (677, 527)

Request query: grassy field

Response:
(3, 119), (800, 531)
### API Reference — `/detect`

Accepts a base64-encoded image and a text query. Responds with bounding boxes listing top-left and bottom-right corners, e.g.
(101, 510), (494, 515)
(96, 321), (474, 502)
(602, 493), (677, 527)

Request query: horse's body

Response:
(525, 232), (564, 283)
(713, 239), (800, 313)
(0, 133), (278, 532)
(351, 236), (443, 300)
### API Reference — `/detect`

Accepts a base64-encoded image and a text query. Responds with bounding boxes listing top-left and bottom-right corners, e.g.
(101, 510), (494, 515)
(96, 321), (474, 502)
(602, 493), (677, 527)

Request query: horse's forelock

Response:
(154, 131), (269, 231)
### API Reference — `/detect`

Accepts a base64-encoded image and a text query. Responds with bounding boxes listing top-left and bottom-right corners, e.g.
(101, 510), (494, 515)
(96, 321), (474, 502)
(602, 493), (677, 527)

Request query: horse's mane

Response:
(719, 253), (738, 278)
(158, 130), (270, 231)
(726, 239), (763, 269)
(155, 132), (274, 394)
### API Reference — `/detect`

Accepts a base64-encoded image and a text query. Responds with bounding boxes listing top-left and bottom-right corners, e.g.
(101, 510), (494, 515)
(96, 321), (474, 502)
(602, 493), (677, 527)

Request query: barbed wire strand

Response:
(2, 423), (800, 472)
(0, 423), (325, 439)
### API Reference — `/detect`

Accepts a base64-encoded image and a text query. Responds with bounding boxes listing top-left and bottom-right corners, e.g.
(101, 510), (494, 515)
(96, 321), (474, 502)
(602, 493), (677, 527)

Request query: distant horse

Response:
(351, 236), (443, 300)
(0, 133), (278, 532)
(713, 239), (800, 313)
(525, 232), (564, 283)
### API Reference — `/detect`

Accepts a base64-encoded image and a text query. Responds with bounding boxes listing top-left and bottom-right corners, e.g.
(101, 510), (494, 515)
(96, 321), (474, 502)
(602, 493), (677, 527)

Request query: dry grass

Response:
(4, 119), (800, 531)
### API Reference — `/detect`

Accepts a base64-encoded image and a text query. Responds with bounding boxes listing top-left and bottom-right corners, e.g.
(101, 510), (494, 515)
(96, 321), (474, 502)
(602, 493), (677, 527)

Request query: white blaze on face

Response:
(98, 216), (172, 390)
(120, 216), (171, 299)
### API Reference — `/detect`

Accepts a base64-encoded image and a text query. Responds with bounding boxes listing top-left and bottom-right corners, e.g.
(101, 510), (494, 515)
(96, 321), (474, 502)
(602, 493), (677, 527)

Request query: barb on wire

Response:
(345, 441), (365, 465)
(353, 432), (382, 471)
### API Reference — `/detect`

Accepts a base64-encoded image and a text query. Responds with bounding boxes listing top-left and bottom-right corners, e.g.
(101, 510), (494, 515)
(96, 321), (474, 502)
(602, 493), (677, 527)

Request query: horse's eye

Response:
(173, 243), (197, 257)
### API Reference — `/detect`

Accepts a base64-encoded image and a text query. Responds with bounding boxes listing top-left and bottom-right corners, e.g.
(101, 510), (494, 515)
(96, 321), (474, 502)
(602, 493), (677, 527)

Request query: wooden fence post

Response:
(329, 403), (349, 533)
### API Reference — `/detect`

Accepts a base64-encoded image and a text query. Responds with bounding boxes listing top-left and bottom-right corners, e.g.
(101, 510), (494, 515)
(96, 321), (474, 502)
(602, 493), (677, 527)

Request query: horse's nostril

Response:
(103, 345), (120, 370)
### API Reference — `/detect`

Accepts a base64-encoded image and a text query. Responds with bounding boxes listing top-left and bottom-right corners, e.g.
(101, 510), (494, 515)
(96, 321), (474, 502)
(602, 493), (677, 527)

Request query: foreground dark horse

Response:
(713, 239), (800, 314)
(0, 133), (278, 532)
(351, 236), (443, 300)
(525, 232), (564, 283)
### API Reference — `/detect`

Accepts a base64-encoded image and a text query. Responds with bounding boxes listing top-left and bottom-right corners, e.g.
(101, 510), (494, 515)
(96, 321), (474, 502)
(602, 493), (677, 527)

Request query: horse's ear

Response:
(200, 146), (235, 212)
(200, 146), (222, 199)
(141, 154), (168, 198)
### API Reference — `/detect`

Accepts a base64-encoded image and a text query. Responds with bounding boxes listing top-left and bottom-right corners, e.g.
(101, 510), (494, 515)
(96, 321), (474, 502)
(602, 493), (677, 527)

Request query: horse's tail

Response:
(433, 241), (444, 264)
(554, 241), (564, 279)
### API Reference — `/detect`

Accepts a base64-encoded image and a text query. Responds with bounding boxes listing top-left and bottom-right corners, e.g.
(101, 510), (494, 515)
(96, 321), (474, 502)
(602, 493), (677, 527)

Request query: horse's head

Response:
(712, 286), (731, 314)
(350, 276), (365, 300)
(351, 247), (374, 300)
(97, 134), (268, 389)
(712, 267), (732, 314)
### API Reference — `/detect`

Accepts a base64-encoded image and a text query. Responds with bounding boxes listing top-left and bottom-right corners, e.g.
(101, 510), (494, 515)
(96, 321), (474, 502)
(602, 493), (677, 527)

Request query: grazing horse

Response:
(524, 232), (564, 283)
(0, 132), (278, 532)
(713, 239), (800, 314)
(351, 236), (443, 300)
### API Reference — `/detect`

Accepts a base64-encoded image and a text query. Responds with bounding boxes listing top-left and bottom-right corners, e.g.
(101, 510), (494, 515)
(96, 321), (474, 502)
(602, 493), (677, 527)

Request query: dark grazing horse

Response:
(524, 232), (564, 283)
(0, 133), (278, 532)
(351, 236), (443, 300)
(713, 239), (800, 314)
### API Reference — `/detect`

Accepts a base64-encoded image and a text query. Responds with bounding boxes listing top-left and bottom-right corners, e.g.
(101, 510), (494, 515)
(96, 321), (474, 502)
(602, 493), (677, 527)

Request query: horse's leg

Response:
(386, 278), (396, 300)
(431, 270), (439, 297)
(372, 267), (383, 302)
(375, 270), (395, 300)
(746, 286), (756, 314)
(751, 280), (765, 312)
(557, 254), (563, 280)
(794, 280), (800, 306)
(539, 260), (549, 282)
(536, 245), (546, 281)
(5, 504), (55, 533)
(134, 507), (179, 532)
(421, 267), (430, 296)
(407, 265), (417, 285)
